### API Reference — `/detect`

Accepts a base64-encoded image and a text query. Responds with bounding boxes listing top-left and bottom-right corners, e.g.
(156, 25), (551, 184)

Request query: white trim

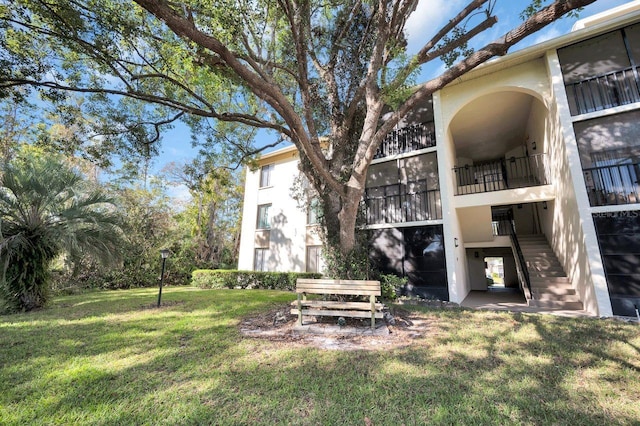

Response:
(362, 219), (444, 230)
(370, 146), (438, 165)
(591, 204), (640, 214)
(571, 102), (640, 123)
(546, 50), (613, 317)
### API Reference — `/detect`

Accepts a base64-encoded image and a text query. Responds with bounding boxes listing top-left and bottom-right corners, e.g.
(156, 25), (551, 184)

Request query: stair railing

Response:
(503, 212), (533, 300)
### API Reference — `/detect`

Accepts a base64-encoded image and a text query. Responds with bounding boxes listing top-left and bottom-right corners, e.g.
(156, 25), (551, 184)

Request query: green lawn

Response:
(1, 287), (638, 425)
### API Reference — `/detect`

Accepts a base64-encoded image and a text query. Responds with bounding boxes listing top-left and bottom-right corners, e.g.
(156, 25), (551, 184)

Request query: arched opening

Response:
(450, 90), (549, 195)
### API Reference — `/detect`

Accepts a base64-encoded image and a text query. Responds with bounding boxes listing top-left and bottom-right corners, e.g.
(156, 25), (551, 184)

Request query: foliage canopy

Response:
(0, 149), (122, 312)
(0, 0), (598, 253)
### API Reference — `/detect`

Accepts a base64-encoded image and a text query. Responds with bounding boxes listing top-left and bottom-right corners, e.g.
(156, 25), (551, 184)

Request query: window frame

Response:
(254, 248), (269, 271)
(306, 245), (322, 273)
(256, 203), (271, 229)
(259, 164), (273, 188)
(307, 197), (321, 225)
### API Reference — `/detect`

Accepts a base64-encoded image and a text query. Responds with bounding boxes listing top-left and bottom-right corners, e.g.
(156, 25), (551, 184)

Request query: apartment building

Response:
(238, 2), (640, 317)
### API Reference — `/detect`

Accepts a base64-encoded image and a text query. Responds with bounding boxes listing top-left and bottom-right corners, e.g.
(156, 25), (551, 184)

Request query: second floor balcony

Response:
(374, 122), (436, 159)
(453, 153), (550, 196)
(363, 179), (442, 225)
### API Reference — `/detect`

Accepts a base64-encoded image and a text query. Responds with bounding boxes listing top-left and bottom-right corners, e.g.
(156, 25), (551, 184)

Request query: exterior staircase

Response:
(517, 235), (584, 310)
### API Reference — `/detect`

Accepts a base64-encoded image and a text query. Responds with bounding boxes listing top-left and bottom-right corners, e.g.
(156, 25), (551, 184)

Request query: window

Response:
(306, 246), (322, 273)
(257, 204), (271, 229)
(307, 197), (321, 225)
(254, 248), (269, 271)
(260, 164), (273, 188)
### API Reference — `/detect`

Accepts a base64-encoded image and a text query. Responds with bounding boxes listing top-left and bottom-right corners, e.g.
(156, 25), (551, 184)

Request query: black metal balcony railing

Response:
(363, 180), (442, 225)
(584, 162), (640, 206)
(565, 66), (640, 116)
(491, 211), (513, 236)
(490, 209), (533, 298)
(374, 122), (436, 159)
(453, 153), (549, 196)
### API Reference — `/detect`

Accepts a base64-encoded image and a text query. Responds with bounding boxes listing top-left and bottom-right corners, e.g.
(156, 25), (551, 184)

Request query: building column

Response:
(545, 50), (613, 316)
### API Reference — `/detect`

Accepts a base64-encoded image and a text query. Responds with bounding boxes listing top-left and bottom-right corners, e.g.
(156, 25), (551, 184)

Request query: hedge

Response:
(191, 270), (322, 291)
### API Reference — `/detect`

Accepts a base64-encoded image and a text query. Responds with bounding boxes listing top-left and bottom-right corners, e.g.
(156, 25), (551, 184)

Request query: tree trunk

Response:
(320, 178), (366, 255)
(337, 184), (365, 253)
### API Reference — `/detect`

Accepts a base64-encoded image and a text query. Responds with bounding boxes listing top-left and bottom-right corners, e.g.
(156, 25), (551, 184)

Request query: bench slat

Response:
(291, 308), (384, 319)
(291, 300), (384, 310)
(296, 288), (380, 296)
(296, 279), (380, 286)
(295, 278), (383, 329)
(297, 281), (380, 288)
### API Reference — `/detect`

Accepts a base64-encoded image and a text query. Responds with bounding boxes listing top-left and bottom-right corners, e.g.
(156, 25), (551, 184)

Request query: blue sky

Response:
(157, 0), (634, 200)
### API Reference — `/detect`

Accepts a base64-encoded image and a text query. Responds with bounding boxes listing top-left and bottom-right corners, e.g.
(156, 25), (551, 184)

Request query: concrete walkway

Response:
(461, 288), (590, 317)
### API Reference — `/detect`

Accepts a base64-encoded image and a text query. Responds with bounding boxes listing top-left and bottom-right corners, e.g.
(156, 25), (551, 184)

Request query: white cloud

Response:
(405, 0), (467, 54)
(531, 26), (563, 46)
(166, 184), (192, 204)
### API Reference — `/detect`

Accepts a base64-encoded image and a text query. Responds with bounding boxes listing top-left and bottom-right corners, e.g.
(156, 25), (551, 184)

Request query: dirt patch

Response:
(239, 303), (432, 351)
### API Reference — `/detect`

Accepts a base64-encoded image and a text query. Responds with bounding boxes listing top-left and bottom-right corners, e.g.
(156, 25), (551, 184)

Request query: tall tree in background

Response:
(0, 0), (597, 256)
(0, 149), (122, 312)
(165, 158), (243, 269)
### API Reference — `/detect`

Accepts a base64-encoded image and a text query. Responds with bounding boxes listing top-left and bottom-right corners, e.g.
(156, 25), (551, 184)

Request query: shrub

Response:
(379, 273), (407, 301)
(192, 270), (322, 291)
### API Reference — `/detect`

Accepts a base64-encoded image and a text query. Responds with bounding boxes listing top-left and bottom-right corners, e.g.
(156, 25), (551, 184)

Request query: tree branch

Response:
(374, 0), (597, 164)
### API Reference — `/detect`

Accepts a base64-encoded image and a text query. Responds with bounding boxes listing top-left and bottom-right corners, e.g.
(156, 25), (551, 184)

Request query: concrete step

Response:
(518, 236), (584, 311)
(526, 263), (564, 271)
(520, 247), (555, 253)
(531, 287), (576, 296)
(528, 299), (584, 310)
(529, 273), (568, 280)
(529, 277), (573, 289)
(527, 265), (565, 272)
(530, 293), (581, 302)
(518, 237), (548, 242)
(526, 257), (563, 264)
(519, 243), (550, 247)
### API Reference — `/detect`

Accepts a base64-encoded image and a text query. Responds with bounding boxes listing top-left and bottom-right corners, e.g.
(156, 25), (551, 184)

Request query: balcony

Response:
(363, 180), (442, 225)
(584, 162), (640, 206)
(374, 122), (436, 159)
(565, 66), (640, 116)
(453, 154), (549, 196)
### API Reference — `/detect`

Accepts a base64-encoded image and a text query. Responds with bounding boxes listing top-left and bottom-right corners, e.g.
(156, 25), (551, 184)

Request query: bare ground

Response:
(239, 303), (435, 351)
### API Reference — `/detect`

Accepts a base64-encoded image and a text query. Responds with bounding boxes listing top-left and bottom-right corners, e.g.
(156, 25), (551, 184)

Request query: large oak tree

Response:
(0, 0), (597, 254)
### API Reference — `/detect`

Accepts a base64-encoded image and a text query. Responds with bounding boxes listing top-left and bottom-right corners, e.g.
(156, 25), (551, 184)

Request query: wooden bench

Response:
(290, 279), (384, 329)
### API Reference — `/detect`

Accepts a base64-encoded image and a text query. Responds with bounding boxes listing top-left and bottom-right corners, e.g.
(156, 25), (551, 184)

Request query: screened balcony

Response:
(558, 25), (640, 116)
(584, 162), (640, 206)
(453, 153), (549, 196)
(565, 66), (640, 116)
(363, 180), (442, 225)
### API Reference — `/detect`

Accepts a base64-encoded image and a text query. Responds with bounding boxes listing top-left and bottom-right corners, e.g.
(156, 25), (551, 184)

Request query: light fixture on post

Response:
(158, 249), (170, 308)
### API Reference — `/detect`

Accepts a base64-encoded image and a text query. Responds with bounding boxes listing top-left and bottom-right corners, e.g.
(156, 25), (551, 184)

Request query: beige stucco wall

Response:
(544, 50), (612, 316)
(439, 58), (552, 303)
(435, 91), (468, 303)
(238, 148), (311, 272)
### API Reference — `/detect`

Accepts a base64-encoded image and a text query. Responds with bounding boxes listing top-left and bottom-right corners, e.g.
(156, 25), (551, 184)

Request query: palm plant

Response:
(0, 152), (122, 313)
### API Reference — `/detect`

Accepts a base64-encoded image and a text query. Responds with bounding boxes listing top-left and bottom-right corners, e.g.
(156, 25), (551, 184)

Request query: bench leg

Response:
(297, 293), (303, 326)
(370, 295), (375, 330)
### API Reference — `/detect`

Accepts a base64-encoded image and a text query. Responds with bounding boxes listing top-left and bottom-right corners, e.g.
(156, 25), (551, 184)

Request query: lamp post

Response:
(158, 249), (170, 308)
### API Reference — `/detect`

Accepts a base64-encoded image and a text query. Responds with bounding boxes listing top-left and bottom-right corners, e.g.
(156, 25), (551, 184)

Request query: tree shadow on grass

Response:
(1, 292), (639, 425)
